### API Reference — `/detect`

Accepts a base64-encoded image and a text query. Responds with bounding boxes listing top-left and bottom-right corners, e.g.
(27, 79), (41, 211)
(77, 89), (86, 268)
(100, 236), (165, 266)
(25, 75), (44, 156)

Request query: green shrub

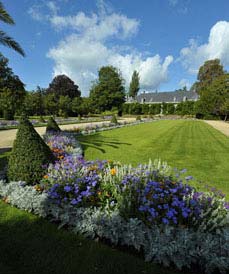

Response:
(110, 114), (118, 124)
(8, 117), (55, 184)
(38, 116), (45, 123)
(3, 110), (14, 120)
(46, 117), (61, 133)
(136, 115), (141, 121)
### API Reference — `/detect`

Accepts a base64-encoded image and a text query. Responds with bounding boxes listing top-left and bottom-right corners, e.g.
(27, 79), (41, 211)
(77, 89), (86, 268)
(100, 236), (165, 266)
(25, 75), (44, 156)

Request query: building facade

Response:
(127, 90), (199, 105)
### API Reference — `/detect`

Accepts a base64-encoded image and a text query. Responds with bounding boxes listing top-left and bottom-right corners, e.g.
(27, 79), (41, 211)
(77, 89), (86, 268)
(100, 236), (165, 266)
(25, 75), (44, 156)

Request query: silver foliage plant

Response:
(0, 180), (228, 273)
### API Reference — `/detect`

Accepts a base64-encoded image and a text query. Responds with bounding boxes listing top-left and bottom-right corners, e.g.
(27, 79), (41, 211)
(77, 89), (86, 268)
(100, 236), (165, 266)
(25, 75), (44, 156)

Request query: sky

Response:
(1, 0), (229, 96)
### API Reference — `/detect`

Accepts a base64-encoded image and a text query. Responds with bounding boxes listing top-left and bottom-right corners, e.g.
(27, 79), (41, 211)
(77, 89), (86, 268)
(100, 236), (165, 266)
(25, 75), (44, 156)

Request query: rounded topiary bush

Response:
(46, 116), (61, 133)
(110, 114), (118, 124)
(8, 116), (55, 184)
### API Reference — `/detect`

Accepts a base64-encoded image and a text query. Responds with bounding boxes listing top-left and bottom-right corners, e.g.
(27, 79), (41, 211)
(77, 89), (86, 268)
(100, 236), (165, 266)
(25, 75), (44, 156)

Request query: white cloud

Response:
(28, 5), (44, 21)
(46, 1), (59, 15)
(178, 79), (191, 89)
(50, 12), (139, 40)
(47, 8), (173, 95)
(180, 21), (229, 74)
(168, 0), (178, 7)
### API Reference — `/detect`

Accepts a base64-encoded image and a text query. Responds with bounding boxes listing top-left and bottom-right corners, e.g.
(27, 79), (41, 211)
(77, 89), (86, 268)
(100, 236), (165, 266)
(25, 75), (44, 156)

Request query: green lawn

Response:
(79, 120), (229, 198)
(0, 201), (188, 274)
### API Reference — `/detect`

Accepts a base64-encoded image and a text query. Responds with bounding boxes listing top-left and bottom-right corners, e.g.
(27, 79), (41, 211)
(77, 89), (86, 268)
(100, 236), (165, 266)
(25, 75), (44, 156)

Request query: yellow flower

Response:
(43, 175), (48, 179)
(110, 168), (116, 176)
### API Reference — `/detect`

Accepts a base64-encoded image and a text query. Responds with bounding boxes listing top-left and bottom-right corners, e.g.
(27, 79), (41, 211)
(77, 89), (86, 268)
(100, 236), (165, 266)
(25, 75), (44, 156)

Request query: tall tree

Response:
(220, 99), (229, 121)
(195, 59), (224, 94)
(129, 70), (140, 98)
(195, 74), (229, 117)
(23, 86), (45, 116)
(0, 1), (25, 56)
(0, 54), (25, 118)
(46, 75), (81, 99)
(89, 66), (125, 112)
(58, 95), (71, 117)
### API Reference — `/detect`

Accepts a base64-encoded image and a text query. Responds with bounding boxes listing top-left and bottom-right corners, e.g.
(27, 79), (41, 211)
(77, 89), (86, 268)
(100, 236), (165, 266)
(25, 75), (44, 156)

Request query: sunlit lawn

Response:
(79, 120), (229, 198)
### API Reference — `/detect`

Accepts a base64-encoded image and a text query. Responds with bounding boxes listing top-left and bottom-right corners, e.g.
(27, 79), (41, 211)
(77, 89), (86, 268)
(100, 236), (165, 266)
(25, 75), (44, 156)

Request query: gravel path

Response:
(204, 120), (229, 137)
(0, 118), (135, 149)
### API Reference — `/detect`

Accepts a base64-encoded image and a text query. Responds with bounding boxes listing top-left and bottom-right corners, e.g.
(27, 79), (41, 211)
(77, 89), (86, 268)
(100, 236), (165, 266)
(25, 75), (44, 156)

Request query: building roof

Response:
(135, 90), (199, 103)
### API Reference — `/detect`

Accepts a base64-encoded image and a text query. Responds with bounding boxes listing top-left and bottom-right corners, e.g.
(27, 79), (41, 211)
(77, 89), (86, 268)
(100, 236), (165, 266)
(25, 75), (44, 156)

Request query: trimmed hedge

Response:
(110, 114), (118, 124)
(46, 117), (61, 133)
(8, 117), (55, 184)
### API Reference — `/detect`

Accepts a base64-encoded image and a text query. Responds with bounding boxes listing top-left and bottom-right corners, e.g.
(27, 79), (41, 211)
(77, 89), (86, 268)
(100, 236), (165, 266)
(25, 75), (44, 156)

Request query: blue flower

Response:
(71, 198), (78, 205)
(64, 185), (72, 192)
(162, 218), (169, 224)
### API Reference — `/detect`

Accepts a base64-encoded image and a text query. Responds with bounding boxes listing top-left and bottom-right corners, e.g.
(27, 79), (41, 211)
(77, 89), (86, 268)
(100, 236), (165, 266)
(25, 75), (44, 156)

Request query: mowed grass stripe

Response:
(79, 120), (229, 197)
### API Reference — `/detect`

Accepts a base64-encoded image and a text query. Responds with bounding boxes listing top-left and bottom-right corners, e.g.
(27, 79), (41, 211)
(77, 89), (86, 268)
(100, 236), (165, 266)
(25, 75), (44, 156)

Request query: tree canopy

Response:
(89, 66), (126, 112)
(0, 54), (25, 119)
(46, 75), (81, 99)
(195, 73), (229, 117)
(129, 70), (140, 98)
(194, 59), (225, 94)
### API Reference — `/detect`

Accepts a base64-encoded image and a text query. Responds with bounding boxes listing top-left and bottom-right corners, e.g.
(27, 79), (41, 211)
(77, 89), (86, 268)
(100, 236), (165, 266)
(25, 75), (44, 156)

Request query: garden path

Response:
(204, 120), (229, 137)
(0, 118), (135, 148)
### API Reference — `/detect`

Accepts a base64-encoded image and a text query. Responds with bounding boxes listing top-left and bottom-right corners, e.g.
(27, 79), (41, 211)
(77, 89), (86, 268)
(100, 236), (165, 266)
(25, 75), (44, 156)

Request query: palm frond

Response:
(0, 30), (25, 56)
(0, 2), (14, 24)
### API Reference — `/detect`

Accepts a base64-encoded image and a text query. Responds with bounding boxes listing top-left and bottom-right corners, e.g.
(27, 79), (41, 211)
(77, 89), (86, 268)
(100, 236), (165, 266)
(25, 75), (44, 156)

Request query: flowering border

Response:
(0, 128), (229, 273)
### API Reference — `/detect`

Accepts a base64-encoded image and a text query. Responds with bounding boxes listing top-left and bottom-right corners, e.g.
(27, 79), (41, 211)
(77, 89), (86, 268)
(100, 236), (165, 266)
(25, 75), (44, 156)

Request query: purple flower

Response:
(162, 218), (169, 224)
(64, 185), (72, 192)
(71, 198), (78, 205)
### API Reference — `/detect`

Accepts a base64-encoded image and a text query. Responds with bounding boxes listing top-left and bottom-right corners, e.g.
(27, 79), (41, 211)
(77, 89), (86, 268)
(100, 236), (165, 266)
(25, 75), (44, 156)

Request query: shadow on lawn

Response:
(78, 133), (131, 154)
(0, 203), (183, 274)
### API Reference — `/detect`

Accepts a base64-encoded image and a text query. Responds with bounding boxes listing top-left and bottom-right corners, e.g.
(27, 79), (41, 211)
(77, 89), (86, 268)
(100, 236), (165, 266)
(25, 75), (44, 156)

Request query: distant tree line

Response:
(0, 48), (228, 120)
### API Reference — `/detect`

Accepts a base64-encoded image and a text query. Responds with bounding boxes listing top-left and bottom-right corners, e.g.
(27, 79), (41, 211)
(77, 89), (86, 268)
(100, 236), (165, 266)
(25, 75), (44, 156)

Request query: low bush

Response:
(110, 114), (118, 124)
(46, 117), (61, 133)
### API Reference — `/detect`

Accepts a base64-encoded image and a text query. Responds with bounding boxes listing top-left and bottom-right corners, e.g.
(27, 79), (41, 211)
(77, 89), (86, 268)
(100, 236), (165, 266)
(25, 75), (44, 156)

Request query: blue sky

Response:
(1, 0), (229, 96)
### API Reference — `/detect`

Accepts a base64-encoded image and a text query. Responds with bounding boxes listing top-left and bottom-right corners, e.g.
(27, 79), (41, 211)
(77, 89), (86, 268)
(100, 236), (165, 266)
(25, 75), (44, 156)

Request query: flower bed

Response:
(0, 131), (228, 273)
(69, 118), (154, 135)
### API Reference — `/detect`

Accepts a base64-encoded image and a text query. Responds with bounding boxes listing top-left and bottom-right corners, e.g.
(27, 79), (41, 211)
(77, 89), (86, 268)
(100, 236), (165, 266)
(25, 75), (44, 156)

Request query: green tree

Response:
(196, 74), (229, 117)
(0, 88), (15, 119)
(44, 93), (59, 115)
(46, 74), (81, 99)
(0, 1), (25, 56)
(58, 95), (71, 117)
(195, 59), (225, 94)
(71, 96), (82, 116)
(0, 54), (25, 118)
(220, 99), (229, 121)
(89, 66), (125, 112)
(23, 87), (45, 116)
(129, 70), (140, 98)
